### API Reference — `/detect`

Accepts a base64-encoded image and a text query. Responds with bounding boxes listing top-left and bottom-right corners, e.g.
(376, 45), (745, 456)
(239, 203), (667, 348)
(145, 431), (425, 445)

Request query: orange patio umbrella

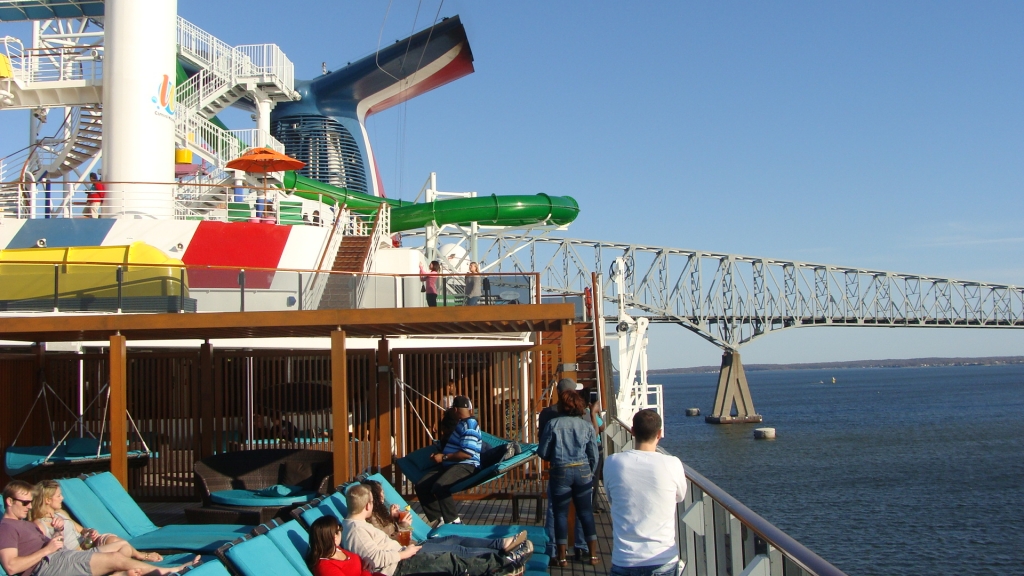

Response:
(226, 147), (305, 174)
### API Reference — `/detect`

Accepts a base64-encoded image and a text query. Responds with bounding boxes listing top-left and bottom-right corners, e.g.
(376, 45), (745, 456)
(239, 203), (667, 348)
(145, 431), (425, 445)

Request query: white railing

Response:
(176, 17), (294, 95)
(0, 40), (102, 85)
(176, 66), (231, 113)
(225, 129), (285, 153)
(235, 43), (295, 93)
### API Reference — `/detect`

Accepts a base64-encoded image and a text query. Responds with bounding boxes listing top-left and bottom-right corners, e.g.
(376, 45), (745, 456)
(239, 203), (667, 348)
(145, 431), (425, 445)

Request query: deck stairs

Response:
(542, 321), (601, 393)
(318, 205), (391, 309)
(174, 16), (298, 169)
(36, 105), (102, 179)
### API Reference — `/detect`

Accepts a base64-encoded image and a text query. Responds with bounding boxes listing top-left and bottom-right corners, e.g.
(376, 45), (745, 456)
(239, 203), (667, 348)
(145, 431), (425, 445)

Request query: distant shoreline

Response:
(648, 356), (1024, 375)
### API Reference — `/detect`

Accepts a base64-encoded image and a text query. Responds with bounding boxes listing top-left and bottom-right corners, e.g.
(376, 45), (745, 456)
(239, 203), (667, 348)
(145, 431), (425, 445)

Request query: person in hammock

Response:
(30, 481), (163, 563)
(414, 396), (481, 526)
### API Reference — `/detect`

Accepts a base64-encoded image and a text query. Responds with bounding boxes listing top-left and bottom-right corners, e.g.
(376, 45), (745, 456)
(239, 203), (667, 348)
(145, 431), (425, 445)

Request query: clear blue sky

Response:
(8, 2), (1024, 368)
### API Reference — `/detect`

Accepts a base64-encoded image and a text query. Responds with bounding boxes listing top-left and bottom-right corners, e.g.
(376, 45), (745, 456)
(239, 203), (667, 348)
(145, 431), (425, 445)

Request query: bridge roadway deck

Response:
(141, 487), (614, 576)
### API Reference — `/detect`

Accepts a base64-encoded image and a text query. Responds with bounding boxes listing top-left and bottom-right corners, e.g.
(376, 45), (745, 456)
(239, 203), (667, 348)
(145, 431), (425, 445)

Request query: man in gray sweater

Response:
(341, 484), (530, 576)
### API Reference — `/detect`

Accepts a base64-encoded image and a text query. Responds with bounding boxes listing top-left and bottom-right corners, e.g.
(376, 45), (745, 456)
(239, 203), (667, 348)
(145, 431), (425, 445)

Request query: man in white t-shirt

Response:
(604, 409), (686, 576)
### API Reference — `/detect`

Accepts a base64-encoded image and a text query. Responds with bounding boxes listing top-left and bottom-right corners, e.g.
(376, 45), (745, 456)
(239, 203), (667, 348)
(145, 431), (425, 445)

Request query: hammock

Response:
(396, 431), (537, 494)
(4, 375), (151, 477)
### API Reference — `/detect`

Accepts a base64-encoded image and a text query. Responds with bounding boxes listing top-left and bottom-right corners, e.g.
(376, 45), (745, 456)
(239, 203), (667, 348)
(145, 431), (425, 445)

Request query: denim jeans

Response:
(394, 550), (506, 576)
(420, 534), (504, 557)
(609, 560), (680, 576)
(550, 464), (597, 546)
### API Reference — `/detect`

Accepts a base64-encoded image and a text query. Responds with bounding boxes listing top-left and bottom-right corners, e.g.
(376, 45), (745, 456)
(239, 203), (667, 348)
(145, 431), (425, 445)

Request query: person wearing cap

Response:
(537, 378), (583, 561)
(414, 395), (482, 526)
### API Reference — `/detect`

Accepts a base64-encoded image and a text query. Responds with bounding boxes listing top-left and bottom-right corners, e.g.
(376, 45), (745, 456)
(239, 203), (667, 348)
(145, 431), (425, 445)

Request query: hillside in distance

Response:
(648, 356), (1024, 375)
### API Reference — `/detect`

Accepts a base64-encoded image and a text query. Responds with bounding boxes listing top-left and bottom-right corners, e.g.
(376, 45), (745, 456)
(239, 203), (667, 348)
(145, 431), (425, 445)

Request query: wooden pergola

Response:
(0, 304), (578, 487)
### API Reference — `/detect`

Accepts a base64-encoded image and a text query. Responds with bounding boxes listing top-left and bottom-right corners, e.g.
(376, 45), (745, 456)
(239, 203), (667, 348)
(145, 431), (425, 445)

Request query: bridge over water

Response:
(429, 231), (1024, 422)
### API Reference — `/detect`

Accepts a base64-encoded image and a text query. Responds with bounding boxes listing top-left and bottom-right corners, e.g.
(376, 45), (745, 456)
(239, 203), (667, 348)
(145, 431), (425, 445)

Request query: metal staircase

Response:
(174, 16), (298, 169)
(36, 104), (101, 178)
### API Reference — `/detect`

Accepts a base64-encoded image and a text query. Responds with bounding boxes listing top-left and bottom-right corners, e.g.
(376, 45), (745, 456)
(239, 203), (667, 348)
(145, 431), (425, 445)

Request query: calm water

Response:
(655, 365), (1024, 576)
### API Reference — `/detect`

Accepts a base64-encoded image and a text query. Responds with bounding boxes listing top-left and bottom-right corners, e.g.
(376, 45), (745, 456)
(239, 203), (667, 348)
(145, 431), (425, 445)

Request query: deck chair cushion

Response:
(83, 472), (159, 537)
(266, 520), (313, 576)
(359, 473), (549, 550)
(57, 477), (131, 540)
(222, 534), (304, 576)
(65, 437), (101, 456)
(127, 524), (254, 555)
(183, 559), (233, 576)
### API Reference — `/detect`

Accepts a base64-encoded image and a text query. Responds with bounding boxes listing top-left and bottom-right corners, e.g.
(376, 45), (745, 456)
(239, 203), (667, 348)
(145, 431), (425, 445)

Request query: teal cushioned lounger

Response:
(78, 472), (254, 553)
(57, 477), (132, 540)
(222, 534), (305, 576)
(359, 473), (549, 550)
(184, 559), (233, 576)
(265, 520), (313, 576)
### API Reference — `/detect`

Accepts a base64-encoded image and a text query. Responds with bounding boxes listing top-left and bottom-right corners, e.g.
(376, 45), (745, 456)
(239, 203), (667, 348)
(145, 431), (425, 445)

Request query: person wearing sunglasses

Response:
(0, 480), (197, 576)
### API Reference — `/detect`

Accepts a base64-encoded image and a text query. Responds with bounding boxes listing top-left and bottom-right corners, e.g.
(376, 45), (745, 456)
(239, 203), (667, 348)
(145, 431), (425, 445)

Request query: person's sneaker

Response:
(503, 540), (533, 568)
(450, 517), (462, 524)
(501, 530), (528, 553)
(430, 518), (445, 529)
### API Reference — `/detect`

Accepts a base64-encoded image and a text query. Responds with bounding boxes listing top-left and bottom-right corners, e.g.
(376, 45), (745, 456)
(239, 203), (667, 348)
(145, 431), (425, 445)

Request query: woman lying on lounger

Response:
(307, 516), (376, 576)
(30, 480), (164, 563)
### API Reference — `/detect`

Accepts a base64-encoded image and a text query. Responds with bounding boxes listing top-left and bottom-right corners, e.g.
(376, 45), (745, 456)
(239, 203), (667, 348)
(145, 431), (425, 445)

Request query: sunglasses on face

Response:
(11, 498), (31, 506)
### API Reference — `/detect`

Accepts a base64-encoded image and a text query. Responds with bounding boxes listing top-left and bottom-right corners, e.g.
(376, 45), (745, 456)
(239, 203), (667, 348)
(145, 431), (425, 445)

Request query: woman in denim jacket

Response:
(538, 389), (600, 567)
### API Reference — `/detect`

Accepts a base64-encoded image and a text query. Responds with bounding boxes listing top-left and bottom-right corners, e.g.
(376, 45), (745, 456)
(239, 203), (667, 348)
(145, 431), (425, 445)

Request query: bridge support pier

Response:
(705, 351), (762, 424)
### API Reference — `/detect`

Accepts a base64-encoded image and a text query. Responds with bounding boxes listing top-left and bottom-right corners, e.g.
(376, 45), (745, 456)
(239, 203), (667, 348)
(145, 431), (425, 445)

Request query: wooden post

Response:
(560, 322), (577, 382)
(108, 334), (128, 488)
(198, 341), (215, 461)
(376, 338), (393, 476)
(331, 329), (349, 486)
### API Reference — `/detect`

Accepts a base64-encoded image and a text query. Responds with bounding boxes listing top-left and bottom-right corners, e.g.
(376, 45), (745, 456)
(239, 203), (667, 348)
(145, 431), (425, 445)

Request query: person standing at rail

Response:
(604, 409), (687, 576)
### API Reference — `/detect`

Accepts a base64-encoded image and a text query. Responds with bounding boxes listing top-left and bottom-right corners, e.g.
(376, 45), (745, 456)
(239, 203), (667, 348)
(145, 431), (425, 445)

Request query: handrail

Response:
(682, 463), (847, 576)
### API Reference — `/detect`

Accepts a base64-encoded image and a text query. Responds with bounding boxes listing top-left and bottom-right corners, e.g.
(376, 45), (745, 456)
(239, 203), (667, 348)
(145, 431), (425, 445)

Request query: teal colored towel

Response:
(256, 484), (302, 497)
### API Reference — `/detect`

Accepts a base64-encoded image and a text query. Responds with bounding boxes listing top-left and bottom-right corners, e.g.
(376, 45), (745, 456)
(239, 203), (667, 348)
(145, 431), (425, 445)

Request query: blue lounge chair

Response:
(358, 472), (551, 570)
(58, 473), (253, 554)
(291, 492), (348, 529)
(264, 520), (313, 576)
(181, 559), (233, 576)
(396, 432), (539, 495)
(218, 533), (308, 576)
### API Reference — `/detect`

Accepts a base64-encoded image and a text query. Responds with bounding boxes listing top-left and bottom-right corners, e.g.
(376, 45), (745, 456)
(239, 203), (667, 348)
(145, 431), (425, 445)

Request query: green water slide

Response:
(281, 172), (579, 233)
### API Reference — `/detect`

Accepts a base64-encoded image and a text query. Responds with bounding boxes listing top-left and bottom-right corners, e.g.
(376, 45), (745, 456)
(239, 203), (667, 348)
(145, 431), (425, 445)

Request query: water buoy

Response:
(685, 408), (700, 416)
(754, 427), (776, 440)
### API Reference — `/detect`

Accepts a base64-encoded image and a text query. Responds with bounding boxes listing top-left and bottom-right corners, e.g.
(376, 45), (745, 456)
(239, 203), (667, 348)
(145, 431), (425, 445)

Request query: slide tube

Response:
(281, 172), (579, 233)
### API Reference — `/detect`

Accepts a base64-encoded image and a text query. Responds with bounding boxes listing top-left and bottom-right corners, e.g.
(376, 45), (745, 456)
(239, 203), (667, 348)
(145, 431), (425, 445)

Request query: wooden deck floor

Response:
(140, 487), (615, 576)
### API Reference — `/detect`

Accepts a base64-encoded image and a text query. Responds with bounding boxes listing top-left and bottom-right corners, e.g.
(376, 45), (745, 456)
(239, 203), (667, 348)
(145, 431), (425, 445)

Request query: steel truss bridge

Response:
(443, 232), (1024, 350)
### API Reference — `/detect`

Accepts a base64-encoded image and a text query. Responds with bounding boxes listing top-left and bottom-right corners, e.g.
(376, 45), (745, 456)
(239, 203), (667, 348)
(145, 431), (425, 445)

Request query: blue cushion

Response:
(65, 437), (101, 456)
(324, 493), (348, 518)
(528, 554), (550, 571)
(223, 535), (304, 576)
(210, 489), (315, 507)
(127, 524), (254, 554)
(56, 477), (131, 540)
(429, 524), (549, 550)
(299, 506), (325, 528)
(185, 559), (232, 576)
(256, 484), (303, 497)
(266, 520), (313, 576)
(83, 472), (159, 537)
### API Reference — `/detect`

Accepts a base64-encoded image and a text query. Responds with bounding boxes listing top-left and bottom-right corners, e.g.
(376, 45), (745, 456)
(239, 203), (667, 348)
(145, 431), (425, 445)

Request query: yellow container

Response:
(175, 148), (193, 164)
(0, 242), (188, 301)
(0, 54), (12, 79)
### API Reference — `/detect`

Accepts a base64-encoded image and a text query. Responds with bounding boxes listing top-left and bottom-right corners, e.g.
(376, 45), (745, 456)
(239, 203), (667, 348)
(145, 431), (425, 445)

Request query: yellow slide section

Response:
(0, 242), (188, 301)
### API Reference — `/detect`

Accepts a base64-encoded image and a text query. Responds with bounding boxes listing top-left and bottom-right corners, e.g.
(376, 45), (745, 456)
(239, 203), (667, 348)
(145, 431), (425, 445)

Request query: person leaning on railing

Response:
(604, 409), (687, 576)
(464, 262), (482, 305)
(84, 172), (104, 218)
